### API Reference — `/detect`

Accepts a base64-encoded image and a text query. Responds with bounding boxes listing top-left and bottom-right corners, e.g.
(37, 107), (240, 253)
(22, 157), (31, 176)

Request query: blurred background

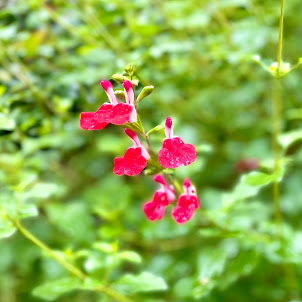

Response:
(0, 0), (301, 301)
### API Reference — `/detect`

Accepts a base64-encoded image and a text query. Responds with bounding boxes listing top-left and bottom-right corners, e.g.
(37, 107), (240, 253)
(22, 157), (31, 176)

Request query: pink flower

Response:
(123, 80), (137, 123)
(79, 112), (108, 130)
(172, 178), (199, 224)
(93, 80), (136, 125)
(158, 117), (196, 168)
(143, 192), (166, 221)
(143, 174), (176, 221)
(113, 129), (150, 176)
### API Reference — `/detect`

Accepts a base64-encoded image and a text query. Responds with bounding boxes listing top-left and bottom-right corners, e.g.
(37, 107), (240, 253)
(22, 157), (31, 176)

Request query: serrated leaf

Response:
(113, 272), (168, 294)
(32, 277), (81, 301)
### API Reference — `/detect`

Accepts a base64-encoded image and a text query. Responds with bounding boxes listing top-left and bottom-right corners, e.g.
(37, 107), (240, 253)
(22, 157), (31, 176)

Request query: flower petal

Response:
(158, 137), (196, 168)
(143, 201), (165, 221)
(113, 147), (147, 176)
(80, 112), (108, 130)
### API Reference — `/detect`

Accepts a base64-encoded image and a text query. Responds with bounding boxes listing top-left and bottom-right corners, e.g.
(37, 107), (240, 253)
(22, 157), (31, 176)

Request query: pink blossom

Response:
(143, 192), (166, 221)
(172, 178), (199, 224)
(158, 117), (196, 168)
(113, 129), (150, 176)
(123, 80), (137, 123)
(79, 112), (108, 130)
(143, 174), (176, 221)
(94, 80), (135, 125)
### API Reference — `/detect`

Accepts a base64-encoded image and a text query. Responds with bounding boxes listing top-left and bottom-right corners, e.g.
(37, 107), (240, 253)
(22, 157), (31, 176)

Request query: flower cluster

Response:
(143, 176), (199, 224)
(80, 73), (200, 224)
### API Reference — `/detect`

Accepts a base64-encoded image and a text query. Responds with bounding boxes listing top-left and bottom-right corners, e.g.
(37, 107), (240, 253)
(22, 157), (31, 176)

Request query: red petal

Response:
(158, 137), (196, 168)
(111, 103), (133, 125)
(172, 205), (196, 224)
(143, 201), (165, 221)
(177, 194), (199, 210)
(94, 103), (133, 125)
(113, 148), (147, 176)
(80, 112), (108, 130)
(94, 103), (114, 123)
(172, 194), (199, 224)
(153, 191), (170, 206)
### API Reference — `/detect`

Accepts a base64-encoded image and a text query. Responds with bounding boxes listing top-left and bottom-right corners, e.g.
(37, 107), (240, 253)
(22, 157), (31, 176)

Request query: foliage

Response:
(0, 0), (301, 301)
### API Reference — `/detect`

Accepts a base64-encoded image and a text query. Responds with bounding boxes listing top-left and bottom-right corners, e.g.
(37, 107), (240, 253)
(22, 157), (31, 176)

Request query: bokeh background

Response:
(0, 0), (301, 301)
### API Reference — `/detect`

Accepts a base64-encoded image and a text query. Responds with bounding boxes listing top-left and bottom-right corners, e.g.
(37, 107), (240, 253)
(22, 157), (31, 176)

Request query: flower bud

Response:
(136, 86), (154, 103)
(111, 74), (125, 83)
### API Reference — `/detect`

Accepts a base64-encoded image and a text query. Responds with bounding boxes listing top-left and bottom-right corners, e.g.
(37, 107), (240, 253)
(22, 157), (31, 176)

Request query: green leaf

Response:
(218, 250), (259, 290)
(0, 213), (16, 239)
(244, 171), (274, 186)
(113, 272), (168, 294)
(278, 129), (302, 150)
(19, 204), (39, 219)
(93, 242), (117, 253)
(117, 251), (142, 263)
(146, 125), (164, 136)
(23, 182), (63, 200)
(197, 247), (228, 281)
(32, 277), (81, 301)
(0, 113), (15, 130)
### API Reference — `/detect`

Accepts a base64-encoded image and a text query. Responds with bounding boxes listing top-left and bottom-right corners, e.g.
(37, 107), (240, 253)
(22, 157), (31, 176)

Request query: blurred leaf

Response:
(0, 113), (15, 130)
(197, 246), (228, 281)
(113, 272), (168, 294)
(32, 277), (81, 301)
(279, 129), (302, 150)
(244, 171), (274, 186)
(0, 214), (16, 239)
(93, 242), (117, 253)
(117, 251), (142, 263)
(19, 204), (39, 219)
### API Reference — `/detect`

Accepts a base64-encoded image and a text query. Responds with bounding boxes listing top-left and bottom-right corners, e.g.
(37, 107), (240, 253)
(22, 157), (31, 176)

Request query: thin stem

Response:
(277, 0), (285, 76)
(7, 216), (133, 302)
(271, 79), (283, 225)
(165, 173), (182, 196)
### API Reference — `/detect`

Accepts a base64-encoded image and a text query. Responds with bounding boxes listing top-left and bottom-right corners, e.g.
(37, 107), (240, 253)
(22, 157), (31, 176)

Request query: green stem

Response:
(277, 0), (285, 77)
(271, 79), (283, 225)
(165, 173), (182, 196)
(7, 216), (133, 302)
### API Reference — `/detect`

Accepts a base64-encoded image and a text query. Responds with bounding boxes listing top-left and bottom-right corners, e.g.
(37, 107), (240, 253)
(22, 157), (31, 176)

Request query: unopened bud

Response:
(136, 86), (154, 103)
(114, 90), (126, 101)
(111, 74), (125, 83)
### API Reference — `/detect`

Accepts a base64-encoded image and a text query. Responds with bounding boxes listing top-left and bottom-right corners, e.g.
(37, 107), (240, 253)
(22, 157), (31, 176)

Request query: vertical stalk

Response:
(276, 0), (285, 76)
(271, 79), (282, 224)
(271, 0), (285, 224)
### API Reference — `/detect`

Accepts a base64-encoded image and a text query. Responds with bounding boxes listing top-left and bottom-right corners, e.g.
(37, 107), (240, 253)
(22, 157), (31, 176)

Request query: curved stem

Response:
(7, 216), (133, 302)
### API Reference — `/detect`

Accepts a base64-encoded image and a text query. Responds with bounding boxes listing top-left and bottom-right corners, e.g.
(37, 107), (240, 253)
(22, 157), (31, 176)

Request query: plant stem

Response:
(277, 0), (285, 77)
(165, 173), (182, 196)
(7, 216), (133, 302)
(271, 79), (283, 225)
